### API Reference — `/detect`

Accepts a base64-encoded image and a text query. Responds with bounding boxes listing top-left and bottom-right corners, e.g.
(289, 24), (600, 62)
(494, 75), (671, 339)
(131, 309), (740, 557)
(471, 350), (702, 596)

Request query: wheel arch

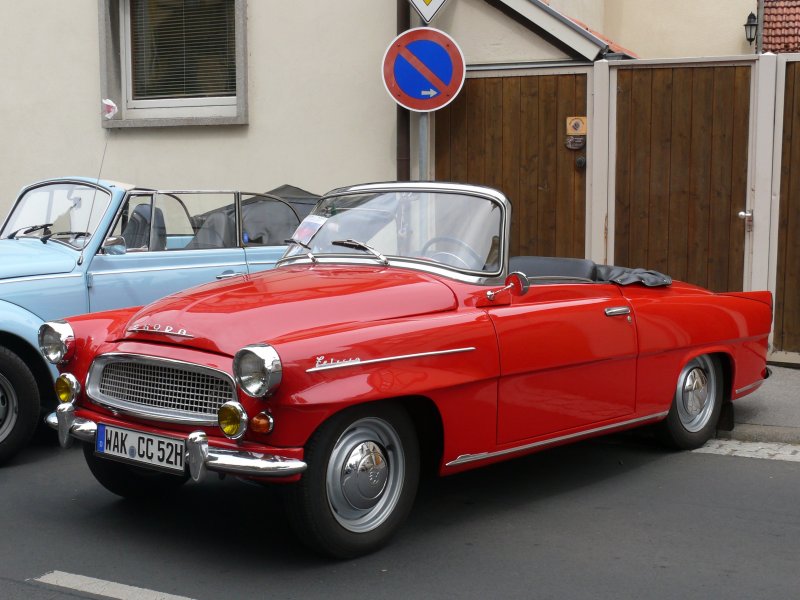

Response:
(303, 395), (444, 478)
(0, 332), (56, 412)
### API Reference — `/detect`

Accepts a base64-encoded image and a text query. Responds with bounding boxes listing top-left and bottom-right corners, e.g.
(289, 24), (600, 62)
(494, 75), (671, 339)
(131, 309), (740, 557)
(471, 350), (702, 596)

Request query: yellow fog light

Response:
(55, 373), (80, 404)
(218, 401), (248, 440)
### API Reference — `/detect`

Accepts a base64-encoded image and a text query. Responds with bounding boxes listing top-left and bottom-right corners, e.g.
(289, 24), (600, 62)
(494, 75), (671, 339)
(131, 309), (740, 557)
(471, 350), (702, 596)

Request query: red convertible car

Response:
(40, 182), (772, 558)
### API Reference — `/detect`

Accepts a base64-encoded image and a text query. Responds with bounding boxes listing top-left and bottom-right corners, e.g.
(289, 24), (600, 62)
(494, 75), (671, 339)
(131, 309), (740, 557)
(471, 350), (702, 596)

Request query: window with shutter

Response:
(99, 0), (247, 127)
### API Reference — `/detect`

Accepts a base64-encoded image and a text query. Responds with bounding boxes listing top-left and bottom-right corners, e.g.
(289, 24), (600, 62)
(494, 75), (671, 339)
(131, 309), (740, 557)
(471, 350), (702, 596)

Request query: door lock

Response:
(738, 210), (753, 232)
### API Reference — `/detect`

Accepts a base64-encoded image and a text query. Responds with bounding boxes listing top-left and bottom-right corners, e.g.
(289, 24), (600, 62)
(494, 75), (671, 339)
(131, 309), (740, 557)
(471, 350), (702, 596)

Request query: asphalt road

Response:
(1, 434), (798, 600)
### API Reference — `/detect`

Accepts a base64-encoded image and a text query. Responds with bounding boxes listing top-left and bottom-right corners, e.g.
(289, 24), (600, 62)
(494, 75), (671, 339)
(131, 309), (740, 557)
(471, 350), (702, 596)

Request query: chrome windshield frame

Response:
(276, 182), (511, 285)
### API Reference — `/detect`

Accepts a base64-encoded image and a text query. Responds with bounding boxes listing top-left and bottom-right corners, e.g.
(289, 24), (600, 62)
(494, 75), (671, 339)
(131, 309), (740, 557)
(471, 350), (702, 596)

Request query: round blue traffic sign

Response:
(382, 28), (466, 112)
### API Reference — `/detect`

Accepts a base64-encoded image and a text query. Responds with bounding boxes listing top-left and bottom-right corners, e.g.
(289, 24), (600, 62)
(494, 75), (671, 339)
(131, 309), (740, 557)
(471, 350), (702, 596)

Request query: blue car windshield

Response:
(1, 183), (112, 248)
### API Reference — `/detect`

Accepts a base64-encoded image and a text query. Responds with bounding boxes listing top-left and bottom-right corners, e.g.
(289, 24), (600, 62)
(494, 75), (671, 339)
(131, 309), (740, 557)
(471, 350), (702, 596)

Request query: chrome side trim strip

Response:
(306, 347), (477, 373)
(89, 262), (247, 276)
(445, 411), (670, 467)
(0, 273), (82, 285)
(735, 379), (767, 395)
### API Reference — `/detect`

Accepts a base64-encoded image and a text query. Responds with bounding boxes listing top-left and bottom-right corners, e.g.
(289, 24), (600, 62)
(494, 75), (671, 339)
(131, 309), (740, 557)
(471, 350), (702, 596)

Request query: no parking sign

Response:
(382, 27), (465, 113)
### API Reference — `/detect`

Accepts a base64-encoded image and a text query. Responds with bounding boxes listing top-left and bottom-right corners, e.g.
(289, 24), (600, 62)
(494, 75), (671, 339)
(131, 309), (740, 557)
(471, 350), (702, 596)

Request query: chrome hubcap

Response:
(326, 417), (405, 533)
(0, 373), (18, 442)
(675, 356), (717, 433)
(341, 441), (388, 510)
(682, 368), (709, 416)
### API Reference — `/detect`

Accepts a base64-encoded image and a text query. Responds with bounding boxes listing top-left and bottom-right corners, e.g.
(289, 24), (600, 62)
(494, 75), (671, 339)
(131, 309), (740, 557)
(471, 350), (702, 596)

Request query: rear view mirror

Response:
(505, 271), (530, 296)
(102, 236), (127, 255)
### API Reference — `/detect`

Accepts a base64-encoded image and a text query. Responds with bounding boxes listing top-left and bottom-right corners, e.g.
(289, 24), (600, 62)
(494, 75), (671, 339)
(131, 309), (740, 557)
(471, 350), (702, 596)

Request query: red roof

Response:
(566, 15), (639, 58)
(764, 0), (800, 53)
(538, 0), (638, 58)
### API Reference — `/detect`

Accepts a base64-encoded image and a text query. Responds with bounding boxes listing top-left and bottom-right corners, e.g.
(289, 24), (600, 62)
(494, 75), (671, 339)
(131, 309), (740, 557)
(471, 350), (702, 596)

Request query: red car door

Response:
(488, 283), (638, 444)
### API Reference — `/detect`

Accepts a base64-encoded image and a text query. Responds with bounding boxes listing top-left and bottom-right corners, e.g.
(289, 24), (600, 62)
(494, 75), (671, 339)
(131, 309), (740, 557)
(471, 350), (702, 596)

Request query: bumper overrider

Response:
(46, 403), (307, 482)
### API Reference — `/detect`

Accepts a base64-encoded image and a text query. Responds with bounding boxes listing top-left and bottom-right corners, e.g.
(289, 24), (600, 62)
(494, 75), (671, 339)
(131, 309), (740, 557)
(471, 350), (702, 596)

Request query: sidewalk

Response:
(718, 365), (800, 444)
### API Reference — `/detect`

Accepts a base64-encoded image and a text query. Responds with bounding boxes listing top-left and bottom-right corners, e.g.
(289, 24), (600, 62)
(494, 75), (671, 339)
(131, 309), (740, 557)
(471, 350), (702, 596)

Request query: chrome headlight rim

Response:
(217, 400), (249, 440)
(38, 321), (75, 365)
(55, 373), (81, 404)
(233, 344), (282, 398)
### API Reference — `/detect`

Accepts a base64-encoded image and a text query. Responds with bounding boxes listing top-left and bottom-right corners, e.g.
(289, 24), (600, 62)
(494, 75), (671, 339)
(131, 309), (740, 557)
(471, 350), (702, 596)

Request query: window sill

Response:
(102, 114), (248, 128)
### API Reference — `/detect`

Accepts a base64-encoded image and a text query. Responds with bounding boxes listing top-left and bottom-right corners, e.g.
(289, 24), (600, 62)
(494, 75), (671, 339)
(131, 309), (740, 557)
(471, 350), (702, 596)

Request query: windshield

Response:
(1, 182), (112, 248)
(284, 189), (504, 273)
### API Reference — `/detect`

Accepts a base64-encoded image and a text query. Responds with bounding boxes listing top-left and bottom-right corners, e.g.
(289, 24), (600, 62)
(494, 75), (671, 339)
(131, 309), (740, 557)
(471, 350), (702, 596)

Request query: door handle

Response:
(216, 270), (244, 280)
(604, 306), (631, 317)
(738, 210), (753, 232)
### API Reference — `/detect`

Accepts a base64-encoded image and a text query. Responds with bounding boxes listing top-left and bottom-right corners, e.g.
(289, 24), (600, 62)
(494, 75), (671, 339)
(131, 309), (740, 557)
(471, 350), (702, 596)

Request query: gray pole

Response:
(417, 13), (429, 181)
(419, 112), (429, 181)
(756, 0), (765, 54)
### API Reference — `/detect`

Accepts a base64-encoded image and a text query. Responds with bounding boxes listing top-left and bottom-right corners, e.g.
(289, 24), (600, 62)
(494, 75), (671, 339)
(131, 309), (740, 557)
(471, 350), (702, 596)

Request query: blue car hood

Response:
(0, 239), (77, 279)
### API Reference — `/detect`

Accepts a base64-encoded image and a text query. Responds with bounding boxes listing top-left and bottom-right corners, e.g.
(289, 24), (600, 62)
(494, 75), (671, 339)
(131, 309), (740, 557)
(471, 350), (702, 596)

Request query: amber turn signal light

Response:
(250, 411), (274, 434)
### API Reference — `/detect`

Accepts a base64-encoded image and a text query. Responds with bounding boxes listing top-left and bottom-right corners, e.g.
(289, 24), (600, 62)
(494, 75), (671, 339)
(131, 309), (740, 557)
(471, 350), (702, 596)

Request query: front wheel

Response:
(283, 404), (420, 558)
(660, 354), (723, 450)
(0, 347), (41, 464)
(82, 442), (188, 499)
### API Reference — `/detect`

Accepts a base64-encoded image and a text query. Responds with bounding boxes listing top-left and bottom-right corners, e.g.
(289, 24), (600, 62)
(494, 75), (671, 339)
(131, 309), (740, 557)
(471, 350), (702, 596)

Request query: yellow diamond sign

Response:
(409, 0), (450, 23)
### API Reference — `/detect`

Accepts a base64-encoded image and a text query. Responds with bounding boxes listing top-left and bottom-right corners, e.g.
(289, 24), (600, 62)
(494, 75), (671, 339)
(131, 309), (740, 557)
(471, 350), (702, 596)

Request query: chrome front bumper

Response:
(46, 403), (307, 482)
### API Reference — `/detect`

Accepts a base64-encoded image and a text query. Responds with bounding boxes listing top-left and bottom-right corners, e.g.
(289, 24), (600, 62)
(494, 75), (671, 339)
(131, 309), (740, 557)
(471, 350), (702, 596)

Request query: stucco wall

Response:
(436, 0), (569, 64)
(0, 0), (573, 218)
(0, 1), (399, 217)
(548, 0), (758, 59)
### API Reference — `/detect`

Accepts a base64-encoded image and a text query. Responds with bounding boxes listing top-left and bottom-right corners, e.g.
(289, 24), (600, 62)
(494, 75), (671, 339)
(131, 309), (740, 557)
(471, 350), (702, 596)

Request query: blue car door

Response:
(87, 191), (248, 312)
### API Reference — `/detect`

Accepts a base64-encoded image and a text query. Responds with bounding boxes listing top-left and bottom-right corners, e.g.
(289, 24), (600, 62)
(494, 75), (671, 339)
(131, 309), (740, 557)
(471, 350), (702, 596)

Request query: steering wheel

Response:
(420, 236), (484, 270)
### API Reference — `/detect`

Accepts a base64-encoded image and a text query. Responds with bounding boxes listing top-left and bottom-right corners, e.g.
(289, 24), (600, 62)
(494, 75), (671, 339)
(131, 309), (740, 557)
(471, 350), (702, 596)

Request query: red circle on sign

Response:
(382, 27), (466, 112)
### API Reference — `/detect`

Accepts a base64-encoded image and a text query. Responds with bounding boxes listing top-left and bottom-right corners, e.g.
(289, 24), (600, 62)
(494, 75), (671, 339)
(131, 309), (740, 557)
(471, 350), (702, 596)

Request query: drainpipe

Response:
(756, 0), (764, 54)
(397, 0), (411, 180)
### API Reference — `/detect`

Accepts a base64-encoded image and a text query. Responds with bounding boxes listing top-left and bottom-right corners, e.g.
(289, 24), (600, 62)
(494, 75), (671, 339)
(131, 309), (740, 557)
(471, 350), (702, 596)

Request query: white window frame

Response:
(99, 0), (248, 127)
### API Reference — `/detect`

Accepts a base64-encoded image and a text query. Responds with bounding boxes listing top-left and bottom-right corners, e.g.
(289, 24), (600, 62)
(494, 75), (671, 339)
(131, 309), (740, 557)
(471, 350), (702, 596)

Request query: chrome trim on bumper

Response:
(46, 406), (307, 482)
(445, 411), (669, 467)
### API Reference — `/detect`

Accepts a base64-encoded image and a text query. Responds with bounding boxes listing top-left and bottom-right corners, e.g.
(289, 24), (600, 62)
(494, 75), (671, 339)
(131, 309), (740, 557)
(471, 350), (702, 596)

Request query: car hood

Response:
(0, 239), (77, 279)
(121, 265), (459, 355)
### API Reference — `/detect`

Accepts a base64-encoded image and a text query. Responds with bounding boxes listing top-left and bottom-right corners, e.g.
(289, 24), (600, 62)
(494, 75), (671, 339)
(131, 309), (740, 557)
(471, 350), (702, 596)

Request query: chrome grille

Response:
(88, 354), (235, 425)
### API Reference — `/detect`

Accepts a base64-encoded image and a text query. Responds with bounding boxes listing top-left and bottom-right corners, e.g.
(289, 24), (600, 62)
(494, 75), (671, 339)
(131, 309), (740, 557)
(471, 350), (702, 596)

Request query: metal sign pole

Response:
(419, 109), (429, 181)
(418, 16), (429, 182)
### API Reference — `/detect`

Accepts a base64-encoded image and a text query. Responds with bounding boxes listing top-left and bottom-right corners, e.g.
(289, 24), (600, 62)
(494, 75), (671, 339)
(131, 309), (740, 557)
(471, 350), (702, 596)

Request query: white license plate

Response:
(96, 424), (185, 474)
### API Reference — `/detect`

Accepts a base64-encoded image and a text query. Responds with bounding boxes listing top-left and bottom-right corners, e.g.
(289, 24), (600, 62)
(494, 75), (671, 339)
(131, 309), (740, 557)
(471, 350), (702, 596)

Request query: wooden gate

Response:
(435, 72), (588, 259)
(775, 60), (800, 353)
(613, 65), (751, 292)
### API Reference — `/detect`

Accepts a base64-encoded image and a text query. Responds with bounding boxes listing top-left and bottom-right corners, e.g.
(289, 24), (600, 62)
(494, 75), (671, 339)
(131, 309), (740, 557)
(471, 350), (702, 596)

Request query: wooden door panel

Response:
(775, 62), (800, 352)
(435, 73), (588, 259)
(614, 65), (751, 293)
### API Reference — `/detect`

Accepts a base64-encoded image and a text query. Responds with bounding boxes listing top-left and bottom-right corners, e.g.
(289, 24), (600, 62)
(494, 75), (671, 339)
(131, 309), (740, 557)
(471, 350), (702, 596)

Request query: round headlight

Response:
(38, 321), (75, 364)
(218, 401), (248, 439)
(233, 344), (282, 398)
(55, 373), (81, 404)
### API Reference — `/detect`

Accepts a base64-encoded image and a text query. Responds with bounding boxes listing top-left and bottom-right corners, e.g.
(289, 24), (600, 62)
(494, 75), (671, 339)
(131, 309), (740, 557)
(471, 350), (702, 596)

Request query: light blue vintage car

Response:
(0, 177), (309, 463)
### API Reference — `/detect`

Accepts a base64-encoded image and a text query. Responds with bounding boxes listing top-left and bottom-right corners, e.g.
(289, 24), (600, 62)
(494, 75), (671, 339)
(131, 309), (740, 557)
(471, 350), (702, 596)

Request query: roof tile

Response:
(764, 0), (800, 52)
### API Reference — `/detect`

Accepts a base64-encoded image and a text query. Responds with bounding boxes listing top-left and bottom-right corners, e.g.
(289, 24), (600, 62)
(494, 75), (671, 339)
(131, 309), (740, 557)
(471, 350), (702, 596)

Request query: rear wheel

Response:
(0, 347), (41, 464)
(660, 354), (723, 450)
(82, 442), (188, 499)
(283, 404), (419, 558)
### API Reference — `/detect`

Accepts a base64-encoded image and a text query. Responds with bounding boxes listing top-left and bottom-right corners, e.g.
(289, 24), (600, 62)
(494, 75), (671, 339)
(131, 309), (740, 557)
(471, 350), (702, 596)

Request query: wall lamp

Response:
(744, 12), (758, 45)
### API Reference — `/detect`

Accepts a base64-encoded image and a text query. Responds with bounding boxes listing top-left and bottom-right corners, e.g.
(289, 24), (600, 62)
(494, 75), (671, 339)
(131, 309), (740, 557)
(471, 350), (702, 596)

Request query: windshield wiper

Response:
(332, 239), (389, 265)
(40, 231), (90, 244)
(7, 223), (53, 240)
(285, 237), (316, 262)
